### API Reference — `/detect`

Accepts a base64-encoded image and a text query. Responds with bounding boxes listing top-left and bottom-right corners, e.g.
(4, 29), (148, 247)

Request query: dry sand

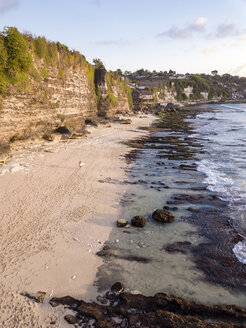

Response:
(0, 115), (154, 328)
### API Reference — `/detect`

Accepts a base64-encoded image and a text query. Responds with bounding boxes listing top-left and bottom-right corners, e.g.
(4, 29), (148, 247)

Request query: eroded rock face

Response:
(152, 209), (174, 223)
(0, 66), (131, 160)
(49, 291), (246, 328)
(131, 216), (146, 228)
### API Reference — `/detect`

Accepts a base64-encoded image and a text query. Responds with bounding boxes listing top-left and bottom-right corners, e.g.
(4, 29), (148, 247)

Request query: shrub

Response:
(57, 113), (66, 122)
(0, 35), (7, 73)
(127, 87), (133, 109)
(40, 67), (49, 78)
(107, 89), (118, 105)
(34, 36), (47, 59)
(3, 27), (33, 74)
(50, 101), (60, 109)
(58, 69), (64, 79)
(87, 64), (95, 90)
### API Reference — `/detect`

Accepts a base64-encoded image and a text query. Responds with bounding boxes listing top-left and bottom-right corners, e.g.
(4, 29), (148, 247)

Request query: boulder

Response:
(131, 216), (146, 228)
(64, 314), (78, 324)
(117, 219), (128, 228)
(152, 209), (174, 223)
(111, 282), (124, 293)
(166, 103), (175, 111)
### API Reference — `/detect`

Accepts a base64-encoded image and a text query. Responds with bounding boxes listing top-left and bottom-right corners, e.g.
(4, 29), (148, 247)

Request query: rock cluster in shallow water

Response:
(46, 287), (246, 327)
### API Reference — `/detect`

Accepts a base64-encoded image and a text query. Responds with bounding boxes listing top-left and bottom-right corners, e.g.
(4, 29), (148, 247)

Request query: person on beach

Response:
(79, 161), (84, 168)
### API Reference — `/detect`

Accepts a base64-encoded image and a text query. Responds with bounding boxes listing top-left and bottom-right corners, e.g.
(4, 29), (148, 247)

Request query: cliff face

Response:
(0, 65), (97, 160)
(0, 30), (131, 161)
(95, 68), (131, 119)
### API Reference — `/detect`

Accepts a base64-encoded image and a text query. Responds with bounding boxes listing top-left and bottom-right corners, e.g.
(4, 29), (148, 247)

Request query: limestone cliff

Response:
(95, 68), (132, 118)
(0, 28), (132, 161)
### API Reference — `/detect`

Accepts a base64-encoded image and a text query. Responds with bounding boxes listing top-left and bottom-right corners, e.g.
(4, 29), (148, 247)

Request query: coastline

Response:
(0, 114), (155, 328)
(41, 104), (246, 328)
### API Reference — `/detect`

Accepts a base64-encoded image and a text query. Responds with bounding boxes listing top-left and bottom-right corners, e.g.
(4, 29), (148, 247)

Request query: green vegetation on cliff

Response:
(0, 27), (132, 110)
(0, 26), (95, 94)
(153, 75), (230, 101)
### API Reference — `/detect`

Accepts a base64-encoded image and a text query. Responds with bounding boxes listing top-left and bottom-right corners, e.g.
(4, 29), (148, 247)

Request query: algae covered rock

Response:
(131, 216), (146, 228)
(152, 209), (174, 223)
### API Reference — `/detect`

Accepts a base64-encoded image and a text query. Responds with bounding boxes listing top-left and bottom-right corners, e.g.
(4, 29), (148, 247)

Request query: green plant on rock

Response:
(107, 89), (118, 105)
(50, 101), (60, 109)
(58, 69), (64, 79)
(0, 35), (7, 74)
(0, 96), (4, 110)
(40, 67), (49, 78)
(127, 87), (133, 109)
(93, 58), (105, 69)
(57, 113), (66, 122)
(87, 64), (95, 90)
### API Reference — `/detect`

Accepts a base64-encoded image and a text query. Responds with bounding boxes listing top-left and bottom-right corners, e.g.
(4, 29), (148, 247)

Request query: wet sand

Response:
(0, 115), (154, 328)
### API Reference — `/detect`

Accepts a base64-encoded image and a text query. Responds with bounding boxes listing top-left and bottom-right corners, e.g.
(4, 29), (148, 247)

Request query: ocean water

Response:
(96, 104), (246, 306)
(189, 103), (246, 263)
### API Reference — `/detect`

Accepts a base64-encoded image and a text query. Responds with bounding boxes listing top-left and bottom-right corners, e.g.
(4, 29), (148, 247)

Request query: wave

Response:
(233, 240), (246, 264)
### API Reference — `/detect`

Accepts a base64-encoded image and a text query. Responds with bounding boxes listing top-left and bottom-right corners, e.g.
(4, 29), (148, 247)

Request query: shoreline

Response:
(0, 114), (155, 328)
(40, 105), (246, 328)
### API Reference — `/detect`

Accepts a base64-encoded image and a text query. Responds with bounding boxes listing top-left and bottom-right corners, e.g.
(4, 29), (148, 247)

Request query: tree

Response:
(0, 35), (7, 73)
(3, 27), (32, 74)
(93, 58), (104, 69)
(116, 68), (123, 76)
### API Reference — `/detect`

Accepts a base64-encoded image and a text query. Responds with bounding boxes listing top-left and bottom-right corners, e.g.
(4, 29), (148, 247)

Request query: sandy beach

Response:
(0, 115), (154, 328)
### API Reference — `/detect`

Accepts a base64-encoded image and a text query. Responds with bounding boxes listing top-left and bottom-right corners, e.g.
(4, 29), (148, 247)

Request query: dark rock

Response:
(152, 209), (174, 223)
(48, 291), (246, 328)
(64, 314), (78, 325)
(131, 216), (146, 228)
(85, 119), (98, 127)
(111, 282), (124, 293)
(96, 250), (108, 257)
(164, 241), (193, 254)
(187, 207), (201, 213)
(42, 133), (54, 142)
(167, 200), (183, 205)
(97, 295), (108, 305)
(166, 103), (176, 111)
(103, 245), (111, 251)
(77, 300), (113, 328)
(49, 296), (80, 308)
(55, 126), (71, 135)
(174, 194), (204, 201)
(172, 207), (178, 211)
(163, 206), (170, 210)
(105, 291), (116, 300)
(119, 119), (132, 125)
(21, 291), (46, 303)
(117, 219), (128, 228)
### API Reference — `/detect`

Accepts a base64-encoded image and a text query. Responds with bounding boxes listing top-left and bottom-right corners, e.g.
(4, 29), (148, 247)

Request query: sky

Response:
(0, 0), (246, 75)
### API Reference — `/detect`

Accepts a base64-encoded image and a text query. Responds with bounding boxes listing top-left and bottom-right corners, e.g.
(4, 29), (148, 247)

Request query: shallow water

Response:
(95, 105), (246, 306)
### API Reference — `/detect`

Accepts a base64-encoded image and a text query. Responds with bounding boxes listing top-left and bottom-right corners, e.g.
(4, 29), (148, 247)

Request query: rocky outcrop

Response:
(95, 68), (131, 119)
(48, 290), (246, 328)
